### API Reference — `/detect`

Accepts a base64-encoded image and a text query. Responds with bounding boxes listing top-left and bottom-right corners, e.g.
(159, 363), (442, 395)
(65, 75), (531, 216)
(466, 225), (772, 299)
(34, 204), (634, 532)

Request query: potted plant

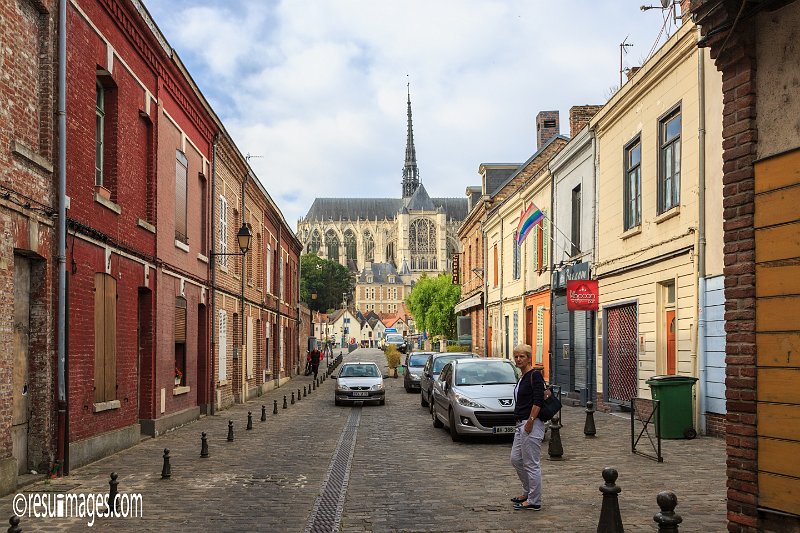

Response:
(385, 345), (401, 378)
(174, 367), (183, 386)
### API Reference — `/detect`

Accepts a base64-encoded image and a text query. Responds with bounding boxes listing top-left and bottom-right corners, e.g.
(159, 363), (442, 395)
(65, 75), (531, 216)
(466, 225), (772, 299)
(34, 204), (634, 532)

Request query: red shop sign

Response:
(567, 279), (599, 311)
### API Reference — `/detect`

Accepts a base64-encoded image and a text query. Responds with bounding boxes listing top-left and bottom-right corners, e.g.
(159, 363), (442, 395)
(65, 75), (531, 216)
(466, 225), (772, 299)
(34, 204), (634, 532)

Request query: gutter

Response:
(56, 0), (68, 475)
(696, 36), (708, 434)
(209, 133), (219, 415)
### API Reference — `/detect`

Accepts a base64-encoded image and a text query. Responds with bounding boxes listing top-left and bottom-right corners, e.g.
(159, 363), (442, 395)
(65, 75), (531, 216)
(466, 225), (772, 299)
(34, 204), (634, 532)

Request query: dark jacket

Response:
(310, 350), (321, 365)
(514, 369), (545, 420)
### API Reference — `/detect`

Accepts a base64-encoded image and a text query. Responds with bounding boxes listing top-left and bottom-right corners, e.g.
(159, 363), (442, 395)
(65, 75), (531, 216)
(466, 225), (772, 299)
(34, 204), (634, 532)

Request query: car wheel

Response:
(432, 403), (443, 428)
(379, 398), (385, 406)
(448, 408), (461, 442)
(405, 386), (411, 393)
(429, 395), (434, 415)
(334, 399), (341, 406)
(420, 390), (429, 408)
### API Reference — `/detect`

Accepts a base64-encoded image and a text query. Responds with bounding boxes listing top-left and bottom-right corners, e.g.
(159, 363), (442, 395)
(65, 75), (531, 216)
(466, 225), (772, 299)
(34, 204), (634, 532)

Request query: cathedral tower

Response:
(402, 86), (420, 198)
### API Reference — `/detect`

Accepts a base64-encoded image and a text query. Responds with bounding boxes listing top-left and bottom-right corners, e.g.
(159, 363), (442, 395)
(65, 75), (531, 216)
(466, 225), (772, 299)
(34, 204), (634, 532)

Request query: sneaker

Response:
(514, 503), (542, 511)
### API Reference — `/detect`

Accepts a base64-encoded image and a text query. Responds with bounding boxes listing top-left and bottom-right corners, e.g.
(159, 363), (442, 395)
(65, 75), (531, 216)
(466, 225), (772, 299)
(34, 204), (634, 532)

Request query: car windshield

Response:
(453, 361), (518, 385)
(432, 354), (474, 373)
(340, 365), (380, 378)
(386, 334), (403, 342)
(407, 354), (429, 367)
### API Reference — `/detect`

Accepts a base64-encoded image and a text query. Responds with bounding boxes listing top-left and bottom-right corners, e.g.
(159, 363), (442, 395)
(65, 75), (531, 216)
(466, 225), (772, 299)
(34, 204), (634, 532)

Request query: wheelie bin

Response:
(646, 375), (699, 439)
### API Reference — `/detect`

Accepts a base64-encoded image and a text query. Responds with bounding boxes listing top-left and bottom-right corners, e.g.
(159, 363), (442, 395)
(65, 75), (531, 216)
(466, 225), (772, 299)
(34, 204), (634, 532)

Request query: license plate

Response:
(493, 426), (515, 434)
(352, 391), (369, 397)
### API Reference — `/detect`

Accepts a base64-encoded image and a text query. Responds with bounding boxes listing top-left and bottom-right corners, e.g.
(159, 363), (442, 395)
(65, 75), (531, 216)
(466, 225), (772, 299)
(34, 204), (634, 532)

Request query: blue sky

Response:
(143, 1), (683, 226)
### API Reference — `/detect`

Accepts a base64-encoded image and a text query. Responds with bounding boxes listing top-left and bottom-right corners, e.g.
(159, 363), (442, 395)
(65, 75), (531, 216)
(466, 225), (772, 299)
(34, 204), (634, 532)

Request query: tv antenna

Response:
(619, 36), (634, 89)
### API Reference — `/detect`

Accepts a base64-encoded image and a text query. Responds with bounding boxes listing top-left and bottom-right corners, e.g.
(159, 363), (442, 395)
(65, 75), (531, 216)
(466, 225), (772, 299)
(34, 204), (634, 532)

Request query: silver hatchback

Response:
(334, 362), (386, 406)
(431, 358), (520, 441)
(419, 352), (480, 409)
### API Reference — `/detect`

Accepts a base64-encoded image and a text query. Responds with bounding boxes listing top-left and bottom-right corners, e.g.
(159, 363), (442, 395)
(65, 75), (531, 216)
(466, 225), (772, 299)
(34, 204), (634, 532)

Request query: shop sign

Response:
(567, 279), (599, 311)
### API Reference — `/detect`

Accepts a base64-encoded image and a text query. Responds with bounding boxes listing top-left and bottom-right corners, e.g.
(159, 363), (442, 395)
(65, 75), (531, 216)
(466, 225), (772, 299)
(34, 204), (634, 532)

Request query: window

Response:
(325, 230), (340, 263)
(658, 106), (681, 213)
(279, 253), (285, 301)
(410, 218), (437, 271)
(95, 77), (117, 195)
(94, 273), (117, 402)
(363, 231), (374, 262)
(256, 233), (262, 290)
(232, 313), (239, 359)
(218, 196), (228, 267)
(279, 323), (285, 371)
(266, 243), (272, 293)
(344, 229), (357, 269)
(218, 310), (227, 380)
(624, 137), (642, 230)
(308, 230), (321, 255)
(493, 244), (498, 287)
(95, 81), (105, 187)
(571, 185), (582, 256)
(513, 231), (521, 280)
(199, 173), (208, 255)
(175, 297), (187, 386)
(264, 321), (271, 371)
(513, 311), (519, 348)
(175, 151), (188, 243)
(536, 306), (544, 364)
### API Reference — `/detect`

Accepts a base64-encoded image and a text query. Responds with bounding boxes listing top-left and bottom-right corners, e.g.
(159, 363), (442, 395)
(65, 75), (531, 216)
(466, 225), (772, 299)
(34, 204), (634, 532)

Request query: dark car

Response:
(403, 352), (434, 393)
(419, 352), (480, 409)
(384, 333), (408, 354)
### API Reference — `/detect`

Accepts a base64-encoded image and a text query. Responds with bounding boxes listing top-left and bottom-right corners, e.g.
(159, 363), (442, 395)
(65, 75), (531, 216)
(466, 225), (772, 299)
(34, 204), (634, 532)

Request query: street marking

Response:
(305, 407), (361, 533)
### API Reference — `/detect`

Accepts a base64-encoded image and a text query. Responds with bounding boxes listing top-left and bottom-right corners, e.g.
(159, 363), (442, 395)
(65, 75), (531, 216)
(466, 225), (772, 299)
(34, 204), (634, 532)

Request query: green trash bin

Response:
(646, 375), (699, 439)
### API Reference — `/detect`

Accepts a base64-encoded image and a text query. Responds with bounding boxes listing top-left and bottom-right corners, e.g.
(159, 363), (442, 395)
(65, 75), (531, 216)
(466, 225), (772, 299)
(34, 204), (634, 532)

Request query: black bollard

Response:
(547, 415), (564, 460)
(227, 420), (234, 442)
(108, 472), (119, 513)
(283, 395), (288, 409)
(261, 405), (267, 422)
(303, 386), (307, 397)
(584, 401), (597, 437)
(200, 432), (209, 458)
(291, 392), (295, 405)
(653, 491), (682, 532)
(298, 388), (301, 401)
(161, 448), (171, 479)
(7, 516), (21, 533)
(597, 468), (624, 533)
(273, 399), (278, 414)
(312, 379), (316, 391)
(247, 411), (253, 430)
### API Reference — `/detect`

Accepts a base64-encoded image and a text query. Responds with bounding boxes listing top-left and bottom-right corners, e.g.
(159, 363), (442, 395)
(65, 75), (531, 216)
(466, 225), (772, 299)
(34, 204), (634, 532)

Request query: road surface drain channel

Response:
(305, 407), (362, 533)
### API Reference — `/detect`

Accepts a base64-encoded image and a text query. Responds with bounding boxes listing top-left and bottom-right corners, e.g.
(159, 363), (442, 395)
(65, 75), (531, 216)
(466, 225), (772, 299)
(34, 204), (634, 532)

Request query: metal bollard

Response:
(161, 449), (171, 479)
(7, 516), (21, 533)
(298, 388), (301, 401)
(584, 401), (597, 437)
(597, 468), (624, 533)
(653, 491), (682, 531)
(547, 415), (564, 460)
(227, 420), (234, 442)
(200, 432), (209, 458)
(291, 392), (295, 405)
(108, 472), (119, 513)
(261, 405), (267, 422)
(247, 411), (253, 430)
(273, 399), (278, 414)
(303, 386), (307, 397)
(283, 395), (288, 409)
(312, 379), (316, 391)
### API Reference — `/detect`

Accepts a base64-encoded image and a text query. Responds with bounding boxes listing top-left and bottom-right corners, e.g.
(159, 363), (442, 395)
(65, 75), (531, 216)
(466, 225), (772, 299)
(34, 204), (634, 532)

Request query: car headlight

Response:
(454, 392), (485, 408)
(370, 383), (384, 391)
(409, 372), (421, 379)
(337, 384), (350, 391)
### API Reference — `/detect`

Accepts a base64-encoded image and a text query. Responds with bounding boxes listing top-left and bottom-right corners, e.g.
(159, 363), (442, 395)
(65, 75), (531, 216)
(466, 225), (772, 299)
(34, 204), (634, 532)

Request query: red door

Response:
(487, 326), (493, 358)
(666, 310), (676, 375)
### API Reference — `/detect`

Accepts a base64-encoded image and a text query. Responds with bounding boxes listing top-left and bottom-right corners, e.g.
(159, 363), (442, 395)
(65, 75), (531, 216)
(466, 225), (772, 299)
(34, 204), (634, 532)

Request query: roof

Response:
(356, 262), (404, 284)
(303, 194), (468, 222)
(484, 167), (519, 196)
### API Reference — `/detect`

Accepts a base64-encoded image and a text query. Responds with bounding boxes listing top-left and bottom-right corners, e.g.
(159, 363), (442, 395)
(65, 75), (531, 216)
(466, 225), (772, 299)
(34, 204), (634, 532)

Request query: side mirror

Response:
(382, 374), (389, 379)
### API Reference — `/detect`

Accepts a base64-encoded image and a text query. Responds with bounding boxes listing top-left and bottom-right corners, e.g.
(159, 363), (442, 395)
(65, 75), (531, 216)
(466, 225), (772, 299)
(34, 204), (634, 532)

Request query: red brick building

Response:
(0, 0), (58, 495)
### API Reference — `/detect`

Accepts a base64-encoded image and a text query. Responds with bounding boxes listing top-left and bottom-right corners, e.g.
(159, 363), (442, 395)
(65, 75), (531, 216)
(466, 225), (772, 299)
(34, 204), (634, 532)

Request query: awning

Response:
(454, 292), (483, 314)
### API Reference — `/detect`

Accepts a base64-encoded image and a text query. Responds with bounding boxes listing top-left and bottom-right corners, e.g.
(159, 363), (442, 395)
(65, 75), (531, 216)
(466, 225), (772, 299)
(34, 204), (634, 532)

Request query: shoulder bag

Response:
(532, 369), (562, 422)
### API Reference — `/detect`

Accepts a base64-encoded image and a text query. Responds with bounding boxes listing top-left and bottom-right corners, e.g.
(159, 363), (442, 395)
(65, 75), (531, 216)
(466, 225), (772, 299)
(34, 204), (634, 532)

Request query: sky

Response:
(143, 1), (683, 227)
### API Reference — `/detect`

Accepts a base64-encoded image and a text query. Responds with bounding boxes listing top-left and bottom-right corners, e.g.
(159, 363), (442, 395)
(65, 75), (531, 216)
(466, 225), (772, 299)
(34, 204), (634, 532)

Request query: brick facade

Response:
(535, 110), (560, 150)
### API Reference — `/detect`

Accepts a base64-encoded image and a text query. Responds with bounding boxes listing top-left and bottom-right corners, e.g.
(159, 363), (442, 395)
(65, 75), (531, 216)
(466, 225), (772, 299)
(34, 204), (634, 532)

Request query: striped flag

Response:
(516, 202), (544, 246)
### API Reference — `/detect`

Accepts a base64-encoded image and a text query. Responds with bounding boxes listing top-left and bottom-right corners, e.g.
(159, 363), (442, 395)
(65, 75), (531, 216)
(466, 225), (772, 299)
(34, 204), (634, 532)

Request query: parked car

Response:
(403, 352), (434, 393)
(334, 362), (386, 406)
(383, 333), (408, 353)
(431, 358), (520, 441)
(419, 352), (480, 409)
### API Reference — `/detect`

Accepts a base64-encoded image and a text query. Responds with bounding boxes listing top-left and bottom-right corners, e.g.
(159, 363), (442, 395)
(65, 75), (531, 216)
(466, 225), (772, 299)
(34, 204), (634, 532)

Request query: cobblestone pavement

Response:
(1, 348), (726, 532)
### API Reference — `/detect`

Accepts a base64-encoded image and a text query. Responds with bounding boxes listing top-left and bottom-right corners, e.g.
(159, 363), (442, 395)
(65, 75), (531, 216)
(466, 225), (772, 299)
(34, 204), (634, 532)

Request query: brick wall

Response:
(569, 105), (602, 138)
(536, 111), (560, 150)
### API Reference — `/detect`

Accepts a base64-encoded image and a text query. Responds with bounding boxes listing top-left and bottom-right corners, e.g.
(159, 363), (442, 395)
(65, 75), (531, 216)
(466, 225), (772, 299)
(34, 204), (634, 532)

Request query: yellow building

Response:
(591, 19), (723, 434)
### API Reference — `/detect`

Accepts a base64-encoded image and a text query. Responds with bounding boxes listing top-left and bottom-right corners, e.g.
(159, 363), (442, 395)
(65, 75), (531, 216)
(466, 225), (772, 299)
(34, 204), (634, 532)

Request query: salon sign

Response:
(566, 279), (599, 311)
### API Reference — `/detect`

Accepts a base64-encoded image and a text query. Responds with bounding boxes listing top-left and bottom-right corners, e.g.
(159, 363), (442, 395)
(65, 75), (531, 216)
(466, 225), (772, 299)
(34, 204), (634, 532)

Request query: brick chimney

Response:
(569, 105), (603, 138)
(536, 110), (559, 150)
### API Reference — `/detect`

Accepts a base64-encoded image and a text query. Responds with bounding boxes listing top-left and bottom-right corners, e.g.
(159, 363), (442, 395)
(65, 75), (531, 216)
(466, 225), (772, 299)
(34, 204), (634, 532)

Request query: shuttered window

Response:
(279, 253), (285, 301)
(542, 209), (549, 268)
(175, 151), (188, 244)
(218, 310), (227, 381)
(279, 322), (285, 371)
(536, 306), (545, 364)
(266, 244), (272, 294)
(175, 297), (187, 343)
(219, 196), (228, 267)
(493, 244), (498, 287)
(94, 273), (117, 403)
(532, 225), (539, 271)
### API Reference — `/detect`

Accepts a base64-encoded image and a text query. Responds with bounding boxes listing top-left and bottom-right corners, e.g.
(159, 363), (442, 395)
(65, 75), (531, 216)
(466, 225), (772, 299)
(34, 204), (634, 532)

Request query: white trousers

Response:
(510, 418), (545, 505)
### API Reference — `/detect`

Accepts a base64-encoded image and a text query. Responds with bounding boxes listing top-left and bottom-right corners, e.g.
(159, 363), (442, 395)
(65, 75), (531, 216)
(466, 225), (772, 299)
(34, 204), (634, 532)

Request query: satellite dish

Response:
(661, 0), (671, 8)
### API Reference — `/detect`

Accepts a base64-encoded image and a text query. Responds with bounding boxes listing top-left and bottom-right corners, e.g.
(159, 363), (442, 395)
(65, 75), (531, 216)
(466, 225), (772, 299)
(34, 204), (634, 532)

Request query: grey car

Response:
(384, 333), (408, 354)
(431, 358), (520, 441)
(419, 352), (480, 409)
(403, 352), (433, 392)
(334, 362), (386, 406)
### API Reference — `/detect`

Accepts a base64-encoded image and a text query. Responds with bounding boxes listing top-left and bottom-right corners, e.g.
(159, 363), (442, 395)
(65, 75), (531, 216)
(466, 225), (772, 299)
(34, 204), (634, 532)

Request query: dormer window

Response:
(388, 276), (395, 283)
(367, 275), (373, 283)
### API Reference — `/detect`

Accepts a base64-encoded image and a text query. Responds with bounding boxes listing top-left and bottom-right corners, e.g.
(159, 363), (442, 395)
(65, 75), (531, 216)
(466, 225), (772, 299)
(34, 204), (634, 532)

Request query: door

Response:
(504, 316), (509, 358)
(666, 310), (676, 375)
(606, 304), (638, 404)
(553, 293), (571, 390)
(525, 306), (533, 347)
(12, 256), (31, 475)
(487, 326), (492, 357)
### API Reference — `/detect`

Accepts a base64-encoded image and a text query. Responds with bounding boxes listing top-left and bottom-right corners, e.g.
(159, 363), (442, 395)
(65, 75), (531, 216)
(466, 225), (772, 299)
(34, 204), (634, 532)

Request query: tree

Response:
(405, 273), (461, 339)
(300, 254), (352, 312)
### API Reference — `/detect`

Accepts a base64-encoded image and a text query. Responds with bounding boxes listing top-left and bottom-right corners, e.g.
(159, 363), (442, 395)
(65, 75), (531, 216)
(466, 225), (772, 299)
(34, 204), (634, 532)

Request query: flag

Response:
(516, 203), (544, 246)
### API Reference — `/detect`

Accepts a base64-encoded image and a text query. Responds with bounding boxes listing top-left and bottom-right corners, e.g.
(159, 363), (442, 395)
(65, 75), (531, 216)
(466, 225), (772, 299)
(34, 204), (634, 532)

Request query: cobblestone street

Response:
(2, 348), (726, 532)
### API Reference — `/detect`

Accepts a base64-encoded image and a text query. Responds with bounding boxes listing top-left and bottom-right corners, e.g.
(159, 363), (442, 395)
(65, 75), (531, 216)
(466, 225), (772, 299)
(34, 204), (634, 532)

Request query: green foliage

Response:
(406, 273), (461, 339)
(300, 254), (353, 312)
(385, 345), (402, 369)
(446, 344), (468, 352)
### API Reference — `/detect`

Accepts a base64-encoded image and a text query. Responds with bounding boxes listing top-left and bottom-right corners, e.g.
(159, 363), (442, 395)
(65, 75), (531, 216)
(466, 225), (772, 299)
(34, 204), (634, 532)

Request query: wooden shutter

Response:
(543, 209), (549, 268)
(532, 226), (539, 272)
(104, 275), (116, 402)
(219, 196), (228, 266)
(218, 310), (227, 380)
(94, 273), (117, 403)
(175, 298), (187, 343)
(175, 151), (188, 242)
(94, 274), (105, 403)
(493, 244), (498, 287)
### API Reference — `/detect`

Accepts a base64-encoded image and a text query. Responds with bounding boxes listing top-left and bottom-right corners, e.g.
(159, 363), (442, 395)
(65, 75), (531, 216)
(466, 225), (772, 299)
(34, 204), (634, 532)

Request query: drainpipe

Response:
(56, 0), (68, 474)
(209, 133), (219, 415)
(591, 131), (598, 404)
(499, 216), (504, 358)
(481, 217), (488, 357)
(696, 38), (708, 434)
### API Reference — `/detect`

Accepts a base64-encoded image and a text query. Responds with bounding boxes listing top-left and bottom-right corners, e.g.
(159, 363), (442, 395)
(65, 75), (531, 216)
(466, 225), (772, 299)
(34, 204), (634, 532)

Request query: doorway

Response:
(12, 256), (31, 475)
(605, 303), (638, 404)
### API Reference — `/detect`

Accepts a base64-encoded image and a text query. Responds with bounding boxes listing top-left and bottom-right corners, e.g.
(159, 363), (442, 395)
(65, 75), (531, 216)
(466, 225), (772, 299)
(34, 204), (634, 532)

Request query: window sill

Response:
(137, 218), (156, 234)
(621, 226), (642, 240)
(93, 400), (121, 413)
(217, 379), (229, 387)
(173, 385), (190, 396)
(197, 253), (209, 264)
(654, 206), (680, 224)
(175, 239), (189, 253)
(94, 189), (121, 214)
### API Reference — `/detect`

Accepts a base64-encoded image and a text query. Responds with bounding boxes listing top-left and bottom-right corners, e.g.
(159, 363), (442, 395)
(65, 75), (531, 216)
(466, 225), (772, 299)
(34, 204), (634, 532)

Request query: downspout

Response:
(276, 220), (281, 387)
(499, 217), (504, 358)
(590, 131), (598, 404)
(696, 38), (708, 434)
(209, 133), (219, 415)
(481, 216), (488, 357)
(241, 172), (248, 402)
(56, 0), (68, 474)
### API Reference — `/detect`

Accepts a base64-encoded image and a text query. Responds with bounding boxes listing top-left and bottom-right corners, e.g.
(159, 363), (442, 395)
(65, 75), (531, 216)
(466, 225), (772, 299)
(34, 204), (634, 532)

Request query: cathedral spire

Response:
(402, 83), (420, 198)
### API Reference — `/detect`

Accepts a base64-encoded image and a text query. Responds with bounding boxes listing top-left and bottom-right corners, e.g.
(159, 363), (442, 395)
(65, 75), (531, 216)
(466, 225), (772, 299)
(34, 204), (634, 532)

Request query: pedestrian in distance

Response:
(510, 343), (546, 511)
(310, 345), (322, 380)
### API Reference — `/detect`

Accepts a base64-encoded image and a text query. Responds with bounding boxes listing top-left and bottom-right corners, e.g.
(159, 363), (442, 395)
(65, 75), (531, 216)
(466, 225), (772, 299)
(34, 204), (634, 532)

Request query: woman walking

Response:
(510, 344), (546, 511)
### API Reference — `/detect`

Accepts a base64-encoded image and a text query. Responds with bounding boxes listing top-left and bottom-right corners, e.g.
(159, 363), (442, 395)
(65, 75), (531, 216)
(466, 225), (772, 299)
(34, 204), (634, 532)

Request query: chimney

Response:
(536, 110), (559, 150)
(569, 105), (603, 138)
(625, 66), (641, 81)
